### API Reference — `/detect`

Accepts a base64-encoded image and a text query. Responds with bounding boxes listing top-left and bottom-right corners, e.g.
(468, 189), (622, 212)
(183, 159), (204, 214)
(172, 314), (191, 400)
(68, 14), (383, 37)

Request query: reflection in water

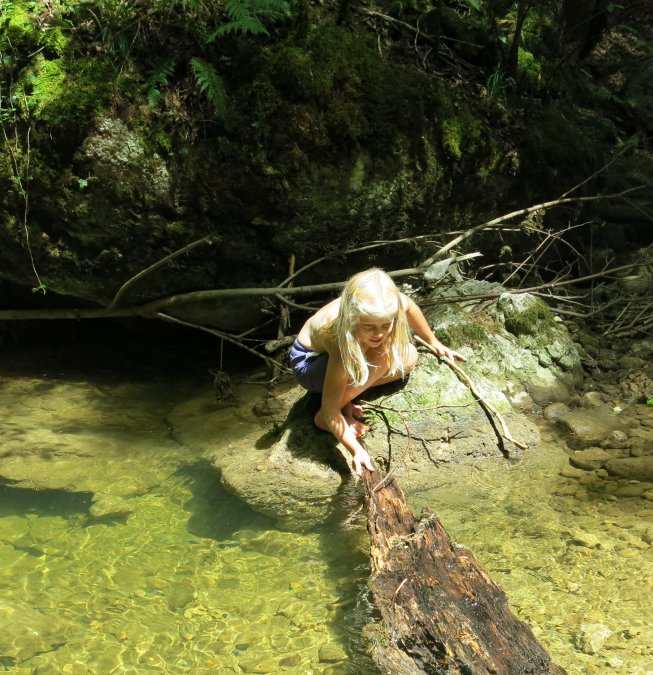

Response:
(0, 340), (652, 673)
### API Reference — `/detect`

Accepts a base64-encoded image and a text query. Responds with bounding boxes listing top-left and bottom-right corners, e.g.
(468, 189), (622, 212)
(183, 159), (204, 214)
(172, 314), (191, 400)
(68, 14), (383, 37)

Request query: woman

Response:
(290, 269), (466, 475)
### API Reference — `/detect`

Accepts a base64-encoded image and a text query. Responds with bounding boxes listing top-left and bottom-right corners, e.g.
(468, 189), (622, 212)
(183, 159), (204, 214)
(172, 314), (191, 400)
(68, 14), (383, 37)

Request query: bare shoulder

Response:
(298, 298), (340, 351)
(399, 292), (411, 311)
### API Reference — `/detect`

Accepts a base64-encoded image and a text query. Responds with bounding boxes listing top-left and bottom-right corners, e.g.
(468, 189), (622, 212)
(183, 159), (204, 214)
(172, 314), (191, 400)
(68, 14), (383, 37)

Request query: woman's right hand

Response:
(351, 447), (375, 476)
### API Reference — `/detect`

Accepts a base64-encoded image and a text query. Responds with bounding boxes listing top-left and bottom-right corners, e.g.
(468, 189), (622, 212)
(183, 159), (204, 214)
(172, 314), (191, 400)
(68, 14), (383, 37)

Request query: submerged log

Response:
(362, 470), (567, 675)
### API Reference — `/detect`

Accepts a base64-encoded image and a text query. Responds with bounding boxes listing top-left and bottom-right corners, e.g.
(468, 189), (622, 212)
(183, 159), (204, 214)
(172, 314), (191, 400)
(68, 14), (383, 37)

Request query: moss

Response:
(18, 56), (66, 116)
(517, 48), (542, 89)
(437, 94), (484, 162)
(0, 3), (37, 50)
(504, 301), (556, 337)
(266, 25), (428, 150)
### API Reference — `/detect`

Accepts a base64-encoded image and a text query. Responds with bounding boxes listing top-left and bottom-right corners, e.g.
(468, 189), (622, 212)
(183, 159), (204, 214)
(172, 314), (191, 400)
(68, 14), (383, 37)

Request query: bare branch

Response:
(156, 312), (290, 373)
(415, 336), (528, 452)
(419, 187), (648, 269)
(107, 233), (216, 310)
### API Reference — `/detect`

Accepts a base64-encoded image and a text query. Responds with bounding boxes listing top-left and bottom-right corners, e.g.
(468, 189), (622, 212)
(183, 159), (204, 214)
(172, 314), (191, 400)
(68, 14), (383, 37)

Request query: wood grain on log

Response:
(362, 469), (567, 675)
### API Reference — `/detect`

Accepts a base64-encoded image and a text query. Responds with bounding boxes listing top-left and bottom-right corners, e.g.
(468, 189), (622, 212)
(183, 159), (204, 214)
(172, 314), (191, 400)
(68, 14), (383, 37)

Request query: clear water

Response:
(1, 335), (652, 674)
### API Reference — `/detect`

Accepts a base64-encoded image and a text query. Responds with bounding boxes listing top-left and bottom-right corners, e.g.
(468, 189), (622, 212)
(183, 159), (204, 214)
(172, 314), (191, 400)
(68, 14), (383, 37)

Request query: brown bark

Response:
(362, 469), (567, 674)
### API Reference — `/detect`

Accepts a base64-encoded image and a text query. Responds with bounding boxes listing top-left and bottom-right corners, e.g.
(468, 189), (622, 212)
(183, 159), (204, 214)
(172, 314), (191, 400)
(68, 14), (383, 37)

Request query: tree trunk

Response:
(362, 469), (567, 674)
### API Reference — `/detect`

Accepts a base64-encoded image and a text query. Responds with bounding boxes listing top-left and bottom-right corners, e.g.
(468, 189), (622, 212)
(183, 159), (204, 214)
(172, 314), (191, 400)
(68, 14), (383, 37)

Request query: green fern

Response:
(190, 57), (226, 117)
(145, 57), (176, 108)
(213, 0), (293, 38)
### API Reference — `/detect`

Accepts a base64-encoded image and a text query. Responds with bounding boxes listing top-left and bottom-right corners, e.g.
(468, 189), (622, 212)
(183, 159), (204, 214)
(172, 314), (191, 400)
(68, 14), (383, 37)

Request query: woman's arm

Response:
(315, 351), (375, 475)
(403, 294), (467, 362)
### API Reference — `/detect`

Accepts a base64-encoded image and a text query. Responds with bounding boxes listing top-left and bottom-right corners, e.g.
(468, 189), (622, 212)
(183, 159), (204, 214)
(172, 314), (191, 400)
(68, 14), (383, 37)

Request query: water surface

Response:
(1, 334), (652, 674)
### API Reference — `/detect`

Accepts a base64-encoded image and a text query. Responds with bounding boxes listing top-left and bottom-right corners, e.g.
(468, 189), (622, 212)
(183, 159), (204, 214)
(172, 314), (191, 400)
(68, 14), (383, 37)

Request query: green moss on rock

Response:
(501, 295), (556, 337)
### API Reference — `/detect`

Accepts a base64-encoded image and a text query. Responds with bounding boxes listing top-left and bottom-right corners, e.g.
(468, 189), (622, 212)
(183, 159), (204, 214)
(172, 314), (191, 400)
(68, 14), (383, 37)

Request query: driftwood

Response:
(362, 469), (567, 674)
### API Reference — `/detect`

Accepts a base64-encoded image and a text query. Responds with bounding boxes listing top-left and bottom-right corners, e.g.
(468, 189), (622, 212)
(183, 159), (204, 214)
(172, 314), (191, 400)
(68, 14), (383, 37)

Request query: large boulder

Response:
(169, 282), (581, 528)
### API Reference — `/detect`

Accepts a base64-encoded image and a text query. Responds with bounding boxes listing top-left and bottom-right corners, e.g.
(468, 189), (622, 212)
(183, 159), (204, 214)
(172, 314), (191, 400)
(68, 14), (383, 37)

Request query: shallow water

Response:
(1, 338), (652, 674)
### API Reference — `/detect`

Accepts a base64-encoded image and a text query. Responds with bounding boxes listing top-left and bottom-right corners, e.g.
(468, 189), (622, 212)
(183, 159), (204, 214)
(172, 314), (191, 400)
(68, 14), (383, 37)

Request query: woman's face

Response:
(355, 316), (395, 350)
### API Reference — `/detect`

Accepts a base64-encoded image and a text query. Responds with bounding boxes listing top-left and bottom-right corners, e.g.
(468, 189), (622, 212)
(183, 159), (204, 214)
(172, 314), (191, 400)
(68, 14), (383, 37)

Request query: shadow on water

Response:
(0, 482), (93, 519)
(174, 459), (276, 541)
(267, 393), (383, 673)
(313, 479), (383, 675)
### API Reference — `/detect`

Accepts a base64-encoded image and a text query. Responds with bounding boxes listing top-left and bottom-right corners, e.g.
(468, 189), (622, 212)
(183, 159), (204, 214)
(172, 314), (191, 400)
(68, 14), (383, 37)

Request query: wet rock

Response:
(279, 655), (302, 667)
(605, 456), (653, 481)
(89, 494), (133, 520)
(605, 429), (628, 444)
(565, 528), (602, 548)
(0, 600), (68, 663)
(543, 402), (570, 420)
(239, 657), (282, 673)
(614, 484), (645, 498)
(166, 584), (196, 612)
(557, 406), (623, 444)
(318, 645), (347, 663)
(576, 622), (612, 654)
(581, 391), (605, 407)
(570, 447), (613, 471)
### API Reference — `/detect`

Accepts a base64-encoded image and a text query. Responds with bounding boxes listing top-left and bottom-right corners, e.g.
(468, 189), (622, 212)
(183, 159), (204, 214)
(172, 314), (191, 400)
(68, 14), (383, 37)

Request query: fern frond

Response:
(147, 87), (162, 108)
(211, 0), (293, 38)
(215, 16), (268, 37)
(190, 57), (227, 117)
(146, 58), (177, 89)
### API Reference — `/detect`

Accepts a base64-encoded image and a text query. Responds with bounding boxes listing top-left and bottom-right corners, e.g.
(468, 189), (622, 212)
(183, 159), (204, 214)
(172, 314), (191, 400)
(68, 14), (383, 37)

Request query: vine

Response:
(0, 58), (44, 293)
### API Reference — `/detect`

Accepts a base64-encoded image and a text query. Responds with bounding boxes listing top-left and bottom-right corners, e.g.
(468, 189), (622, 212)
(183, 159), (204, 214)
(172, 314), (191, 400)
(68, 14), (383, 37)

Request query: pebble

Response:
(318, 645), (347, 663)
(576, 623), (612, 655)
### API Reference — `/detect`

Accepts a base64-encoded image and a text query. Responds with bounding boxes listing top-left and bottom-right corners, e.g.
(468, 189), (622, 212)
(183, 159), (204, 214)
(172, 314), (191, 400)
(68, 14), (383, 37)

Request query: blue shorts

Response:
(289, 339), (329, 393)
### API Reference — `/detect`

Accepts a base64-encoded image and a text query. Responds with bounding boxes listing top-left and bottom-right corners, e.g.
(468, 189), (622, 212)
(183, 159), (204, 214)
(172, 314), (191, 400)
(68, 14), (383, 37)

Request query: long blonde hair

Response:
(328, 268), (412, 387)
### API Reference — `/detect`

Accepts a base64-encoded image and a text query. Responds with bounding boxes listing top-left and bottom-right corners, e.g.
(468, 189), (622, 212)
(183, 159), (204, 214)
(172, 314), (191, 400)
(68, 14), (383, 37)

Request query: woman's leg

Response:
(340, 344), (418, 430)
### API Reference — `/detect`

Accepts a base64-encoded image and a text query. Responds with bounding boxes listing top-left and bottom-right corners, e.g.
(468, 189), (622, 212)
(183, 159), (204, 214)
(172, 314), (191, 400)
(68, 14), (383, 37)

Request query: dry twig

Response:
(415, 336), (529, 452)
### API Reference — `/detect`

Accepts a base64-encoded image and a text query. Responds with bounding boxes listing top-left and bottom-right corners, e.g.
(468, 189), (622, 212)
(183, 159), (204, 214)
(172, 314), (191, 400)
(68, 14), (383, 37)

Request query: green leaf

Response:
(190, 57), (227, 118)
(647, 397), (653, 406)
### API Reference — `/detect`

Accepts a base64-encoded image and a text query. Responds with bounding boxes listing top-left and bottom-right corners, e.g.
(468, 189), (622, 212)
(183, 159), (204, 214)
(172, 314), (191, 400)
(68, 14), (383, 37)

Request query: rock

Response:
(565, 528), (602, 548)
(543, 402), (570, 420)
(581, 391), (605, 407)
(614, 484), (645, 498)
(166, 584), (196, 611)
(557, 407), (624, 445)
(605, 456), (653, 481)
(527, 380), (571, 406)
(0, 600), (68, 664)
(318, 645), (347, 663)
(569, 447), (613, 471)
(278, 655), (302, 667)
(618, 355), (647, 370)
(576, 623), (612, 655)
(606, 429), (628, 443)
(82, 116), (171, 205)
(89, 494), (132, 520)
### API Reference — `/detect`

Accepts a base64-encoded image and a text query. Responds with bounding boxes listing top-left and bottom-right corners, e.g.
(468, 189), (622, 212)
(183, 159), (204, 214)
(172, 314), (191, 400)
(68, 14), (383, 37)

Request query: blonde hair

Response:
(329, 268), (412, 387)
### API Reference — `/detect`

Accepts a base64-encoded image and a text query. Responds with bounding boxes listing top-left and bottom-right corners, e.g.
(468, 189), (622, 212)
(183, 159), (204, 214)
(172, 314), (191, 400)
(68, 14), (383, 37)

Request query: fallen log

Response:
(362, 469), (567, 674)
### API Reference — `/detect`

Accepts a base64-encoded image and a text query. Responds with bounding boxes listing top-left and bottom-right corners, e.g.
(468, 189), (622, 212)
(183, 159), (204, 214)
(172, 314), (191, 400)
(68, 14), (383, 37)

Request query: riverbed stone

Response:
(543, 402), (570, 420)
(557, 407), (624, 444)
(0, 600), (68, 664)
(570, 447), (613, 471)
(576, 622), (613, 655)
(605, 456), (653, 481)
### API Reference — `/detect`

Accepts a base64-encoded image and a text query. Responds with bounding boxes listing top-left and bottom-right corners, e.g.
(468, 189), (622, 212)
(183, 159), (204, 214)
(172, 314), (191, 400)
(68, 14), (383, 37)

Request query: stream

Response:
(1, 328), (652, 674)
